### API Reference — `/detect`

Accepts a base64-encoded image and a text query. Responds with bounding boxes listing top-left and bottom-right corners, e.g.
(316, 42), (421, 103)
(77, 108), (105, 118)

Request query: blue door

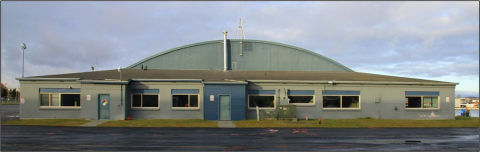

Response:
(219, 95), (231, 120)
(99, 94), (110, 120)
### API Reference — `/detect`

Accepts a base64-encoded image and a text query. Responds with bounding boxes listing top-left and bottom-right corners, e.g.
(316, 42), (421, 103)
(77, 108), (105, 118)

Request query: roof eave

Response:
(16, 78), (81, 81)
(247, 80), (459, 86)
(76, 80), (130, 84)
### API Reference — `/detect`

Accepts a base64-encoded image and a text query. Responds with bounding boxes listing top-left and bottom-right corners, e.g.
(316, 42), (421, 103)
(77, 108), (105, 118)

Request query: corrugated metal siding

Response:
(204, 84), (246, 121)
(130, 42), (224, 70)
(127, 39), (353, 72)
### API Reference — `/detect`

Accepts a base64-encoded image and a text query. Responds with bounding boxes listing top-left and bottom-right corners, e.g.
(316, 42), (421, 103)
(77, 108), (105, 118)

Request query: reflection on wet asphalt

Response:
(1, 105), (19, 121)
(1, 126), (478, 151)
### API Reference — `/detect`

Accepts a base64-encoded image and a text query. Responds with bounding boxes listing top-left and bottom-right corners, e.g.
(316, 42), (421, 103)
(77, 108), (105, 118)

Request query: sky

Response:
(1, 1), (479, 97)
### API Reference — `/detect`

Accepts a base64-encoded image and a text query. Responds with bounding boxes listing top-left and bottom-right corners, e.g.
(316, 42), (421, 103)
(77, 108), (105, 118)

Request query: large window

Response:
(40, 93), (80, 107)
(172, 95), (199, 107)
(249, 95), (275, 108)
(288, 96), (314, 104)
(405, 91), (440, 109)
(322, 90), (360, 109)
(248, 90), (275, 109)
(323, 96), (360, 108)
(288, 90), (315, 105)
(405, 96), (439, 108)
(132, 94), (159, 108)
(131, 89), (160, 109)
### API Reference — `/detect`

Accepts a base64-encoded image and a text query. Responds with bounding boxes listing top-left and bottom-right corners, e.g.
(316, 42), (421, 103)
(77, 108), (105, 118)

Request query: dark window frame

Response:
(322, 95), (360, 109)
(131, 93), (160, 108)
(405, 96), (440, 109)
(172, 94), (200, 108)
(39, 93), (81, 107)
(248, 95), (276, 109)
(288, 95), (315, 105)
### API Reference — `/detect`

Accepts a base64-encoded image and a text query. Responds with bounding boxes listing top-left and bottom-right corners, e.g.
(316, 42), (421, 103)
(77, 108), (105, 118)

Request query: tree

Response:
(1, 83), (6, 98)
(12, 88), (17, 98)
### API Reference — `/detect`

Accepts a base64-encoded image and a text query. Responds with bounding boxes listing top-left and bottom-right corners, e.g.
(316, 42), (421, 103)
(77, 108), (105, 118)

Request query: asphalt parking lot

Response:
(1, 105), (19, 121)
(1, 105), (478, 151)
(1, 126), (478, 151)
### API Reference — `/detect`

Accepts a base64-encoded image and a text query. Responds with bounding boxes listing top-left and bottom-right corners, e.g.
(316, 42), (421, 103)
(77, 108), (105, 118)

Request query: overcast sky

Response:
(1, 1), (479, 97)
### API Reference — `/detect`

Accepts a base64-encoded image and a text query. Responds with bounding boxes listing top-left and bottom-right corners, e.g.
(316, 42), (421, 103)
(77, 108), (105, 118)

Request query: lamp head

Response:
(21, 43), (27, 50)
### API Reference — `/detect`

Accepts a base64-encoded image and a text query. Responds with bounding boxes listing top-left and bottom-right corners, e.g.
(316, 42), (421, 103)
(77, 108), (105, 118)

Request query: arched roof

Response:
(127, 39), (353, 72)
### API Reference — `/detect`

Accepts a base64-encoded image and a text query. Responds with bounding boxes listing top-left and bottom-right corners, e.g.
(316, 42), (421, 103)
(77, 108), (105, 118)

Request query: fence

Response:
(1, 97), (20, 105)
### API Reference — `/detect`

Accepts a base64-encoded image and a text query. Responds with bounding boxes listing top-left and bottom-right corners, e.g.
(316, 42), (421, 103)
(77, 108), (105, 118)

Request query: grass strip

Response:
(2, 119), (91, 126)
(98, 119), (218, 128)
(233, 117), (479, 128)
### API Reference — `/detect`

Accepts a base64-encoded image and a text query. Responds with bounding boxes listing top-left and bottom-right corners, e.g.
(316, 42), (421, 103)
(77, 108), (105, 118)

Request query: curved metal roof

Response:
(127, 39), (354, 72)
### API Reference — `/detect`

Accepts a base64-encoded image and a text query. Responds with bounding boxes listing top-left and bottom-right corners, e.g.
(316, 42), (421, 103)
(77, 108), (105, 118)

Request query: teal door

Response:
(99, 94), (110, 120)
(219, 95), (231, 120)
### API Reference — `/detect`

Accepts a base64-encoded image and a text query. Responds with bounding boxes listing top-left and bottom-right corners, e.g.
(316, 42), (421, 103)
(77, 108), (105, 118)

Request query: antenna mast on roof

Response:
(235, 1), (245, 39)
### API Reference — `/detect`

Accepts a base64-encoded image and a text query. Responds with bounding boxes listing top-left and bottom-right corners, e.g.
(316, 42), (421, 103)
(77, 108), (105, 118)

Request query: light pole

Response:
(21, 43), (27, 78)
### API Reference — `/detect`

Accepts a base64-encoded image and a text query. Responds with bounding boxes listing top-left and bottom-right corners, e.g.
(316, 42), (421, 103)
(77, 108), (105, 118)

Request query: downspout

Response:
(223, 31), (228, 71)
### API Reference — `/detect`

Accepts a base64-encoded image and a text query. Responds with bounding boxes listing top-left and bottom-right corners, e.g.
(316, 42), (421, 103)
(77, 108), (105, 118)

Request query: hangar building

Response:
(16, 34), (458, 120)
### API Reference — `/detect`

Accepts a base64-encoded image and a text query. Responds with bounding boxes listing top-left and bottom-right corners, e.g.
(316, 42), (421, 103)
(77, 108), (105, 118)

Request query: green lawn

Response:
(1, 101), (19, 105)
(97, 119), (219, 128)
(232, 117), (479, 128)
(1, 119), (91, 126)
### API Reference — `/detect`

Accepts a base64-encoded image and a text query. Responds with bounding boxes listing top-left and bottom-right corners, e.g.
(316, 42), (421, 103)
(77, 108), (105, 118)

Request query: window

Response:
(405, 91), (440, 109)
(132, 94), (159, 108)
(131, 89), (160, 108)
(248, 90), (276, 109)
(172, 95), (199, 107)
(288, 90), (315, 105)
(405, 96), (439, 108)
(171, 89), (200, 109)
(249, 95), (275, 108)
(323, 96), (360, 108)
(322, 90), (360, 109)
(40, 93), (80, 107)
(288, 96), (314, 104)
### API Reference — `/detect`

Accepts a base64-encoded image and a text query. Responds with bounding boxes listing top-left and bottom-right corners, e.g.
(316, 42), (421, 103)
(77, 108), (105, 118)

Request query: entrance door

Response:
(99, 94), (110, 120)
(219, 95), (231, 120)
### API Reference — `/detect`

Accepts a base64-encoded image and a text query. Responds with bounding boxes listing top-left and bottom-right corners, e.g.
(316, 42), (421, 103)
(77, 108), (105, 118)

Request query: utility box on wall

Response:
(278, 105), (297, 121)
(263, 110), (276, 120)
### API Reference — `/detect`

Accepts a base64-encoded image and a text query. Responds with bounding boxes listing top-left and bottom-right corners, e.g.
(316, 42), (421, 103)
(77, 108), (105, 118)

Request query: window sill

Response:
(289, 104), (315, 107)
(39, 107), (81, 110)
(248, 108), (276, 110)
(171, 107), (200, 111)
(405, 108), (441, 110)
(131, 107), (160, 111)
(322, 108), (361, 110)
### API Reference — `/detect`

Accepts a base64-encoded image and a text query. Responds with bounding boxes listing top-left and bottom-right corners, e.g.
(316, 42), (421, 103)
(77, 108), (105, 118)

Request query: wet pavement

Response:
(1, 105), (19, 121)
(1, 126), (478, 151)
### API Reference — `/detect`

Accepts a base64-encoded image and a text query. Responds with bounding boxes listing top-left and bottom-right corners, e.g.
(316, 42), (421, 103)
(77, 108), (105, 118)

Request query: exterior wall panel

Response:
(80, 84), (125, 120)
(246, 84), (455, 120)
(18, 81), (81, 119)
(128, 82), (204, 119)
(204, 84), (246, 121)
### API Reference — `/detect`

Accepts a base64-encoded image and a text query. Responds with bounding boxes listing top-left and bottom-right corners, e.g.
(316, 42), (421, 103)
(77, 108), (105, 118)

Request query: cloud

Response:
(1, 1), (478, 95)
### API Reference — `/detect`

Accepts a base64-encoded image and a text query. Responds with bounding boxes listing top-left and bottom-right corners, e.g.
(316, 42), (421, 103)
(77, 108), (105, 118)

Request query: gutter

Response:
(131, 79), (203, 82)
(76, 80), (130, 84)
(203, 82), (248, 85)
(16, 78), (81, 81)
(247, 80), (458, 86)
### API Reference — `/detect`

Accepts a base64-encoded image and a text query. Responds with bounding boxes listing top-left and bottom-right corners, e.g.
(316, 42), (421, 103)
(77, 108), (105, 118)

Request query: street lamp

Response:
(21, 43), (27, 78)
